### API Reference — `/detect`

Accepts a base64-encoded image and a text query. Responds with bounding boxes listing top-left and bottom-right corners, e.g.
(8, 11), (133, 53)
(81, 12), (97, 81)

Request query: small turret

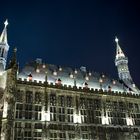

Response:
(115, 37), (140, 94)
(0, 20), (9, 72)
(115, 37), (132, 81)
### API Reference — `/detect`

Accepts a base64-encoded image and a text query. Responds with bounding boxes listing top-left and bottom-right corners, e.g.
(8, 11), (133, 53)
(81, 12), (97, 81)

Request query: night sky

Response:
(0, 0), (140, 87)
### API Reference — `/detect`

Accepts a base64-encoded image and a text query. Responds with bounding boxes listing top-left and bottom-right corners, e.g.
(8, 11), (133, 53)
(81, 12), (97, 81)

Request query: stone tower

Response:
(115, 37), (139, 93)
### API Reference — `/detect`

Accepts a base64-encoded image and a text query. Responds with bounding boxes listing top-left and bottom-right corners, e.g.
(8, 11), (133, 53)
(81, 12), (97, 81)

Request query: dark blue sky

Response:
(0, 0), (140, 86)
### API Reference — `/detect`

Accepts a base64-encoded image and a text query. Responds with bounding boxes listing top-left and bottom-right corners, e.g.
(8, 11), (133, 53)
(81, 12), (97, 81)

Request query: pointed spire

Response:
(0, 19), (8, 44)
(115, 36), (125, 59)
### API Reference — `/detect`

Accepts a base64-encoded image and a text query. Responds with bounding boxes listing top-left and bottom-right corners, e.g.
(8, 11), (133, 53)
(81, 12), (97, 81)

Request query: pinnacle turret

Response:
(0, 20), (10, 71)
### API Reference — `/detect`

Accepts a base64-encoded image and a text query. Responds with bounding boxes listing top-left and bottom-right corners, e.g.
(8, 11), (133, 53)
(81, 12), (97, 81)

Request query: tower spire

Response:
(0, 19), (8, 44)
(115, 36), (125, 59)
(0, 20), (10, 71)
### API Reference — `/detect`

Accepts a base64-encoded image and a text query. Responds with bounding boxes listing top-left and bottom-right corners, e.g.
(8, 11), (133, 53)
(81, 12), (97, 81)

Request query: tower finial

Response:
(115, 36), (119, 43)
(4, 19), (8, 28)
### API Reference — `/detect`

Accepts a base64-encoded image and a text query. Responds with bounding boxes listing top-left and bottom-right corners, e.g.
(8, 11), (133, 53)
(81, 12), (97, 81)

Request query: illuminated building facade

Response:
(0, 21), (140, 140)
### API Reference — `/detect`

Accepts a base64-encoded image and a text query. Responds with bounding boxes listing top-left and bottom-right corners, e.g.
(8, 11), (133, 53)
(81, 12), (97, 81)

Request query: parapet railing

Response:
(17, 78), (140, 98)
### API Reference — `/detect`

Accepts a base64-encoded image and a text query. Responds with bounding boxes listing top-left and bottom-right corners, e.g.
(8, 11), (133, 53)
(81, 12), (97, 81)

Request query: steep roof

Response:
(18, 60), (130, 93)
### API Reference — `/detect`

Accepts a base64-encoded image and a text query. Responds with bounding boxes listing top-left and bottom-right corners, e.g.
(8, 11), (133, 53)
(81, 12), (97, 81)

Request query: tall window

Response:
(66, 96), (73, 107)
(50, 94), (56, 106)
(24, 131), (32, 139)
(50, 106), (57, 121)
(26, 91), (33, 103)
(15, 103), (23, 119)
(58, 96), (65, 107)
(25, 104), (33, 119)
(35, 92), (42, 104)
(35, 105), (42, 120)
(58, 107), (65, 122)
(80, 98), (86, 109)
